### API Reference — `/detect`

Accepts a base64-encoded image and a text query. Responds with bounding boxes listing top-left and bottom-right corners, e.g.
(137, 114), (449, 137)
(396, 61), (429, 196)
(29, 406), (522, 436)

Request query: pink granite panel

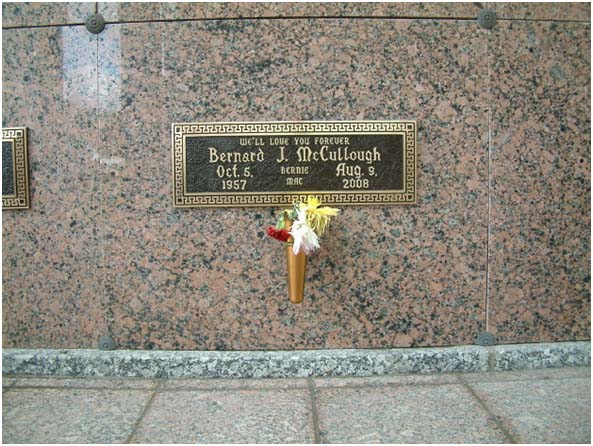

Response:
(488, 22), (591, 343)
(2, 2), (93, 27)
(99, 2), (483, 22)
(493, 2), (590, 21)
(3, 5), (589, 351)
(2, 27), (104, 348)
(98, 19), (489, 350)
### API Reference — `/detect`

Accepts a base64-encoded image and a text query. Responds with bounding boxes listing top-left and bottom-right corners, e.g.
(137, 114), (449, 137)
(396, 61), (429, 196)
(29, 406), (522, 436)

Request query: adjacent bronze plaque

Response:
(172, 121), (416, 207)
(2, 127), (29, 210)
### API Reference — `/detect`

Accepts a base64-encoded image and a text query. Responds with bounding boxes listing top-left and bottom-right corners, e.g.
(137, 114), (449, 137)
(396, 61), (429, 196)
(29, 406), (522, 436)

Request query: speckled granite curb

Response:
(492, 342), (591, 371)
(2, 342), (589, 378)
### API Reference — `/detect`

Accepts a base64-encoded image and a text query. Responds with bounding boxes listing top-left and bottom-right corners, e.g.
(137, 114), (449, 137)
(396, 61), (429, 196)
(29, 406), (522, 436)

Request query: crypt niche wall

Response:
(2, 2), (590, 350)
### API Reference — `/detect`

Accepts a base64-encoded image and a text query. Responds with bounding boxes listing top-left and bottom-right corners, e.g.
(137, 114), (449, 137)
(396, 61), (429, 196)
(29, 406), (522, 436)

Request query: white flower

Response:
(290, 209), (319, 255)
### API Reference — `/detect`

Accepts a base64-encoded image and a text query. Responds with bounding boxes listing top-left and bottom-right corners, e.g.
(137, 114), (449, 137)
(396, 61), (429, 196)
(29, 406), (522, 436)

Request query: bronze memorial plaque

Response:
(2, 127), (30, 210)
(172, 121), (416, 207)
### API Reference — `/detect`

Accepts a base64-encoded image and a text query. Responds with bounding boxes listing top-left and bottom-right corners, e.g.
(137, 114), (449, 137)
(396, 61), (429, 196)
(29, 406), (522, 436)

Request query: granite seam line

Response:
(3, 380), (457, 392)
(496, 17), (591, 23)
(95, 21), (111, 343)
(93, 17), (593, 27)
(1, 23), (86, 30)
(124, 384), (160, 444)
(2, 15), (590, 30)
(4, 372), (590, 392)
(486, 347), (496, 371)
(103, 15), (481, 25)
(307, 378), (322, 444)
(485, 24), (492, 334)
(457, 375), (518, 444)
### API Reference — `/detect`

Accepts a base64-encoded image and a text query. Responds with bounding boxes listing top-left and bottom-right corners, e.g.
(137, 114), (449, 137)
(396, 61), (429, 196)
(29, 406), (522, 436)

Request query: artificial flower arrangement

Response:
(267, 196), (340, 304)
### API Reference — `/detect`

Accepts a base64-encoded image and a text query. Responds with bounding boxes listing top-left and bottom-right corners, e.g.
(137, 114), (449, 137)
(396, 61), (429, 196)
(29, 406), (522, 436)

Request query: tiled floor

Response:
(2, 367), (590, 443)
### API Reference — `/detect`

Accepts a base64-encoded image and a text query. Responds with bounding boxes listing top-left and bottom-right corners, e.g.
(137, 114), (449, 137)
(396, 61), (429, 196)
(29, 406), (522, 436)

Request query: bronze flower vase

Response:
(283, 216), (306, 304)
(285, 243), (306, 304)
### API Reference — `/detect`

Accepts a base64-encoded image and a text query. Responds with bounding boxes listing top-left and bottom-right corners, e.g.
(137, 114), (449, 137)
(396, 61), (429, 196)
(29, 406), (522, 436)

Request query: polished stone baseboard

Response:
(2, 341), (590, 379)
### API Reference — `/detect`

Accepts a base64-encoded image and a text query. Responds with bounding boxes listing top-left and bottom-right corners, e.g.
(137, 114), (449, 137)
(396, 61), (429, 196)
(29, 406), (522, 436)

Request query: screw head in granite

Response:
(477, 9), (496, 29)
(98, 336), (117, 351)
(475, 331), (496, 346)
(85, 13), (105, 34)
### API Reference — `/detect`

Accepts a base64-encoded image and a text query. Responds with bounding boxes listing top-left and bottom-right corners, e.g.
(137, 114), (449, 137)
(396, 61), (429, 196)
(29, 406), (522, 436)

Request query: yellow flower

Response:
(304, 196), (321, 211)
(301, 196), (340, 236)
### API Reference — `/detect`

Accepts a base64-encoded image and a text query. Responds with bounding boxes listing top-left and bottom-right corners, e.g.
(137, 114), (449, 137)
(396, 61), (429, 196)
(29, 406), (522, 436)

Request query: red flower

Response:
(267, 227), (292, 242)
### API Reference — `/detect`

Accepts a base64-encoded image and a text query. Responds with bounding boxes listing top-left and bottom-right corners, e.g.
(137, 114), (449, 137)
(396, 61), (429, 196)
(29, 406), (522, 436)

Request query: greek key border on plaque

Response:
(172, 121), (416, 208)
(2, 127), (30, 210)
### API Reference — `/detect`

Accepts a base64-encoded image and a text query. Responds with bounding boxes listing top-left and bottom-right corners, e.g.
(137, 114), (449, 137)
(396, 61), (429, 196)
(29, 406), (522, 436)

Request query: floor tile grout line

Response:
(1, 381), (458, 392)
(4, 370), (591, 392)
(124, 383), (160, 444)
(2, 378), (19, 393)
(156, 384), (309, 392)
(457, 375), (518, 444)
(7, 385), (160, 391)
(157, 378), (462, 391)
(307, 378), (322, 444)
(3, 378), (18, 395)
(3, 383), (308, 392)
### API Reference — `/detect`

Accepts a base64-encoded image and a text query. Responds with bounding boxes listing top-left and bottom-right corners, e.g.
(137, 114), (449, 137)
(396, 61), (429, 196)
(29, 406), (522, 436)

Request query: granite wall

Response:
(2, 2), (590, 350)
